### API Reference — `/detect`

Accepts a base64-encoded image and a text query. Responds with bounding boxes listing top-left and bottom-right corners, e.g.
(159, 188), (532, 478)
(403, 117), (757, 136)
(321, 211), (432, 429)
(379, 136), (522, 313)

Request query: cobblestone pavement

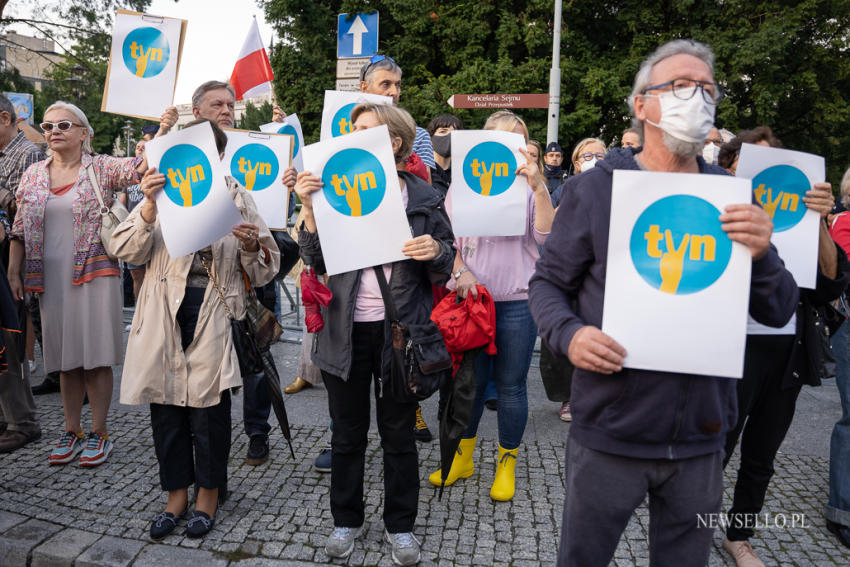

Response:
(2, 302), (850, 565)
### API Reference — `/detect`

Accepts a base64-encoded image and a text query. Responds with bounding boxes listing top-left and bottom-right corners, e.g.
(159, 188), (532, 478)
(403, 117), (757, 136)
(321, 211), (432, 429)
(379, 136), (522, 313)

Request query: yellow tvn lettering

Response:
(166, 165), (205, 207)
(337, 116), (354, 135)
(753, 184), (799, 219)
(644, 225), (716, 261)
(237, 157), (272, 191)
(471, 159), (509, 196)
(129, 41), (163, 77)
(330, 172), (377, 217)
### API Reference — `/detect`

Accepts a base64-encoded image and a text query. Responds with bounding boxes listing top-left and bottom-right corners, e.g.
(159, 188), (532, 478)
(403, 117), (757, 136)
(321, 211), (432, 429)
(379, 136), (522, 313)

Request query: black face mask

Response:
(431, 134), (451, 157)
(544, 163), (562, 177)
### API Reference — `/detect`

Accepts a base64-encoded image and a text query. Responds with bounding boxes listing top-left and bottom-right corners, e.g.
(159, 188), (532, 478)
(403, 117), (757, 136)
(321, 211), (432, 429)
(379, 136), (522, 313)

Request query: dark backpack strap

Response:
(372, 266), (399, 322)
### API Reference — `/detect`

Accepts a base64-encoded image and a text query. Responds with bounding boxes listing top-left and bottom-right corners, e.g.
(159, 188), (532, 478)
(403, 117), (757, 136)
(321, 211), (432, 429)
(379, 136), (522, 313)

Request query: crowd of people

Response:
(0, 37), (849, 567)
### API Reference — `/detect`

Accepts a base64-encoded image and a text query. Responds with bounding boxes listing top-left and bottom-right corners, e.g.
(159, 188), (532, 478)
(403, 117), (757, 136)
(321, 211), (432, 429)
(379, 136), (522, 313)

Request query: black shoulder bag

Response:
(373, 266), (452, 402)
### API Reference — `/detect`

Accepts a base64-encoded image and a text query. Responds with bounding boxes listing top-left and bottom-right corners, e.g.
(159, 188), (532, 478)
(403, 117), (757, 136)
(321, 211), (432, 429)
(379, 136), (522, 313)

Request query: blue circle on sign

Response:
(160, 144), (213, 208)
(330, 103), (358, 137)
(231, 144), (279, 192)
(751, 165), (809, 233)
(462, 141), (517, 197)
(321, 148), (386, 217)
(122, 27), (170, 78)
(629, 195), (731, 295)
(276, 124), (300, 158)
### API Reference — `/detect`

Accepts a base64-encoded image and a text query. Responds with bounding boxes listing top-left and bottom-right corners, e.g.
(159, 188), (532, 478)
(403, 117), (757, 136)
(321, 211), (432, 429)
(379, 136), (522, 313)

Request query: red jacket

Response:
(431, 286), (497, 372)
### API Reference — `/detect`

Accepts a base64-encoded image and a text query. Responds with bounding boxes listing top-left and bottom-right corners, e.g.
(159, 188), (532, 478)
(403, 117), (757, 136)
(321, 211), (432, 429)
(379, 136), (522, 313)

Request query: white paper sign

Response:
(143, 122), (242, 257)
(302, 125), (412, 275)
(448, 130), (528, 237)
(102, 10), (186, 121)
(319, 90), (392, 141)
(261, 114), (305, 171)
(736, 143), (823, 289)
(602, 170), (752, 378)
(223, 129), (292, 230)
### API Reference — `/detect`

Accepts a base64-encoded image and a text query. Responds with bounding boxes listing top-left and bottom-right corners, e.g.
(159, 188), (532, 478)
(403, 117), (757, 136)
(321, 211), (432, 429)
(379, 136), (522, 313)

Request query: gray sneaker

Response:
(385, 529), (421, 566)
(325, 525), (363, 558)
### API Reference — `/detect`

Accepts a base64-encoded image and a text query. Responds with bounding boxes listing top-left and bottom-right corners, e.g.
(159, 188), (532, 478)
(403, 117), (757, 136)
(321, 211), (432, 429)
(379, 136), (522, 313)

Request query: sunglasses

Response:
(360, 54), (397, 81)
(40, 120), (82, 132)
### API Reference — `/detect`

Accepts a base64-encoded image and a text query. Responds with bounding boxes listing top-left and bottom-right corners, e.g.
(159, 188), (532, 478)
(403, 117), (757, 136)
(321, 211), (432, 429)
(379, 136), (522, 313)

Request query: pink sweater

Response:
(447, 188), (549, 301)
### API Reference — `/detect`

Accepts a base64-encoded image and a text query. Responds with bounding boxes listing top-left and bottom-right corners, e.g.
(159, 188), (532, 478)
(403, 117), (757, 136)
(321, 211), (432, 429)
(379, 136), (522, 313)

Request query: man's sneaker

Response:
(325, 525), (363, 558)
(246, 434), (269, 466)
(559, 401), (572, 422)
(722, 537), (765, 567)
(385, 529), (421, 566)
(314, 447), (332, 473)
(414, 405), (432, 442)
(49, 431), (85, 465)
(78, 432), (113, 467)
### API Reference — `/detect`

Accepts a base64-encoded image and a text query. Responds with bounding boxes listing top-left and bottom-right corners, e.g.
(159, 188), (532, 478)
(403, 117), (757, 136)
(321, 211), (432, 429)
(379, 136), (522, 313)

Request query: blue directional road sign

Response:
(337, 11), (379, 59)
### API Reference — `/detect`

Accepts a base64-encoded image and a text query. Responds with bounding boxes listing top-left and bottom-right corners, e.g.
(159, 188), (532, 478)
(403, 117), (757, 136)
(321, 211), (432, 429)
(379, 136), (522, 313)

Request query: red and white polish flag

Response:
(230, 18), (274, 101)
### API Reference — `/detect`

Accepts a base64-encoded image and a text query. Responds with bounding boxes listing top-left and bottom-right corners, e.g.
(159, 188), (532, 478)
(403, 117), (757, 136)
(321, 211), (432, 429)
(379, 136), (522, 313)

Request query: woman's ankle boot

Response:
(490, 444), (518, 501)
(429, 436), (477, 487)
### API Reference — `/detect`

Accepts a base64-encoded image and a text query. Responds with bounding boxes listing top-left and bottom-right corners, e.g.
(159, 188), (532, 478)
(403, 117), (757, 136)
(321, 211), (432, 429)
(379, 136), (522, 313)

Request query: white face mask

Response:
(645, 91), (715, 143)
(702, 143), (720, 165)
(580, 158), (598, 172)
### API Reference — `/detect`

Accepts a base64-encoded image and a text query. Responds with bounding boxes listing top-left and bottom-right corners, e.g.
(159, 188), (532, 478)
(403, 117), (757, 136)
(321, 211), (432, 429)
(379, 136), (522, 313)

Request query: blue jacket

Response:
(528, 147), (799, 460)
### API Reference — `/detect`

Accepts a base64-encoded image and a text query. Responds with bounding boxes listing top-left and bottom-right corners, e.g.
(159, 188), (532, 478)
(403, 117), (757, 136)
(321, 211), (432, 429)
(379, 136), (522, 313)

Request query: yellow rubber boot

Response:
(490, 445), (519, 501)
(428, 436), (477, 487)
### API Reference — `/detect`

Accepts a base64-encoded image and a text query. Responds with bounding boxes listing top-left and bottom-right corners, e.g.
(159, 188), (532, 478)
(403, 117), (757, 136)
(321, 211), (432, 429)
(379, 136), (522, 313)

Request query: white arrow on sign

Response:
(346, 15), (369, 55)
(447, 95), (455, 108)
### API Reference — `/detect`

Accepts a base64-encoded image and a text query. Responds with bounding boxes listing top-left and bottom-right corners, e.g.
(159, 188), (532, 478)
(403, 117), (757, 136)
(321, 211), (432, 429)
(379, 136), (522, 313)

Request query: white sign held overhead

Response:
(260, 114), (305, 172)
(602, 170), (753, 379)
(223, 129), (293, 230)
(447, 130), (529, 237)
(320, 90), (392, 141)
(143, 121), (243, 258)
(736, 143), (823, 290)
(301, 125), (411, 276)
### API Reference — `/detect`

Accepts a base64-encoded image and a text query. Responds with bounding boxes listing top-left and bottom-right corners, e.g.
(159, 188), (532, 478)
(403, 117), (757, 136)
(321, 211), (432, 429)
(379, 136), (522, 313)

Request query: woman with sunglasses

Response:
(8, 101), (172, 467)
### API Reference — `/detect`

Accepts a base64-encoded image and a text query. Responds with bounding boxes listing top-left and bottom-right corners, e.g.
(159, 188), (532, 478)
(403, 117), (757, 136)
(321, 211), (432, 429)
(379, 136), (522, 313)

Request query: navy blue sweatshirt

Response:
(528, 148), (799, 460)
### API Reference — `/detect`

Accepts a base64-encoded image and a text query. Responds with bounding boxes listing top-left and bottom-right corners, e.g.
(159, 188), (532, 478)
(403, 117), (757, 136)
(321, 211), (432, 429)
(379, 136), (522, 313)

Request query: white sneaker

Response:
(385, 529), (421, 566)
(325, 525), (363, 558)
(722, 537), (765, 567)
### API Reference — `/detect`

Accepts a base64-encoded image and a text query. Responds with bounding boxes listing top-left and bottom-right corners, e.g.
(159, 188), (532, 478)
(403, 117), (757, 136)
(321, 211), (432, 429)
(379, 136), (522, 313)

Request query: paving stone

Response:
(133, 544), (228, 567)
(0, 510), (26, 533)
(32, 527), (101, 567)
(75, 536), (145, 567)
(0, 519), (63, 567)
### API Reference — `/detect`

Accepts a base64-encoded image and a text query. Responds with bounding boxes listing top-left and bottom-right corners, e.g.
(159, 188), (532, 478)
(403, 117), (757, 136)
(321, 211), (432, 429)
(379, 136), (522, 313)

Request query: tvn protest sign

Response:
(260, 114), (305, 171)
(319, 90), (392, 141)
(447, 130), (528, 237)
(736, 143), (823, 290)
(302, 125), (411, 275)
(143, 121), (242, 257)
(602, 170), (752, 378)
(102, 10), (187, 121)
(4, 92), (34, 125)
(223, 129), (293, 229)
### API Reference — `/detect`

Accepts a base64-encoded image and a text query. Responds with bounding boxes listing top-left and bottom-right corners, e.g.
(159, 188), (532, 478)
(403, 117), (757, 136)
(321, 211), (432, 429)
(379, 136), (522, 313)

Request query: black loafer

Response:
(827, 520), (850, 549)
(150, 510), (182, 541)
(186, 510), (215, 538)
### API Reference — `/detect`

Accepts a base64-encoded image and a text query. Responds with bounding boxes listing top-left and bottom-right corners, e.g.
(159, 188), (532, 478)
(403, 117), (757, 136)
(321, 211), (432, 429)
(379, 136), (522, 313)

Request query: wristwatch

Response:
(453, 266), (469, 280)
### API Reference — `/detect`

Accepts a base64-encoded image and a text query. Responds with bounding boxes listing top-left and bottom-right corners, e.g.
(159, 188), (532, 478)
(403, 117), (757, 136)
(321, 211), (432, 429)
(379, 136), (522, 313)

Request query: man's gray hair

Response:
(627, 39), (716, 136)
(44, 101), (93, 154)
(0, 94), (17, 122)
(361, 57), (402, 84)
(192, 81), (235, 108)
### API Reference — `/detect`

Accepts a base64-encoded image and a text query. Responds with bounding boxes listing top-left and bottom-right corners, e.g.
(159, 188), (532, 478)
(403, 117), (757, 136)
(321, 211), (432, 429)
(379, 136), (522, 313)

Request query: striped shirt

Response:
(413, 126), (435, 168)
(0, 131), (44, 211)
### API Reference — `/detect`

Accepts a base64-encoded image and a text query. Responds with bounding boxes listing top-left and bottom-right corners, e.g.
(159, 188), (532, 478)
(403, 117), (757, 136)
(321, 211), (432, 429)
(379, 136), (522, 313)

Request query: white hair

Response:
(44, 101), (93, 154)
(627, 39), (716, 138)
(841, 167), (850, 209)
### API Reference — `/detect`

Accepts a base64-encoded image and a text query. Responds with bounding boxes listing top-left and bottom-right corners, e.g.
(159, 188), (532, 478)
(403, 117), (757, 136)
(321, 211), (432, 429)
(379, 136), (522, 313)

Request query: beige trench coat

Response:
(112, 182), (279, 408)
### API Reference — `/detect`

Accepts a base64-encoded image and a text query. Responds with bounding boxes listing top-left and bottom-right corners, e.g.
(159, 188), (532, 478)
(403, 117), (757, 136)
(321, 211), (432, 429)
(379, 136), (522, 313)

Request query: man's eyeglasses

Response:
(643, 78), (725, 105)
(40, 120), (82, 132)
(578, 152), (606, 162)
(359, 54), (397, 81)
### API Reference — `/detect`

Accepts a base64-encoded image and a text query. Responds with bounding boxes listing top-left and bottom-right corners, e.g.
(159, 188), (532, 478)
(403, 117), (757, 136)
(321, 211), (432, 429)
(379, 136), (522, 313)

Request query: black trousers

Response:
(723, 334), (801, 541)
(322, 320), (419, 533)
(149, 287), (232, 492)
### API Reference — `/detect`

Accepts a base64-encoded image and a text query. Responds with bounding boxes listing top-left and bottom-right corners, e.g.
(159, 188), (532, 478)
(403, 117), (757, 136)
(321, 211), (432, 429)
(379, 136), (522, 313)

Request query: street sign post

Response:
(447, 94), (550, 109)
(337, 12), (379, 59)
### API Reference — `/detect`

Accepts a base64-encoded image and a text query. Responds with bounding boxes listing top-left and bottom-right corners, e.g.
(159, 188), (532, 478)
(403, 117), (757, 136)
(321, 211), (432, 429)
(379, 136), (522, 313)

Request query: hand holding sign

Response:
(803, 182), (834, 217)
(568, 326), (626, 374)
(720, 204), (773, 260)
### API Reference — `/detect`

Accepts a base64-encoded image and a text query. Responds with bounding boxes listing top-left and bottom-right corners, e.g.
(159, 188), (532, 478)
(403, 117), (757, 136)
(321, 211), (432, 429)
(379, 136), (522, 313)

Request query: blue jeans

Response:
(463, 300), (537, 450)
(827, 320), (850, 527)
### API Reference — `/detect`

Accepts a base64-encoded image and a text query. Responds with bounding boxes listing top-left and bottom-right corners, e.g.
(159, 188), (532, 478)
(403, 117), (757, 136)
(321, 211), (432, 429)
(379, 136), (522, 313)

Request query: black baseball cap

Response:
(546, 142), (563, 154)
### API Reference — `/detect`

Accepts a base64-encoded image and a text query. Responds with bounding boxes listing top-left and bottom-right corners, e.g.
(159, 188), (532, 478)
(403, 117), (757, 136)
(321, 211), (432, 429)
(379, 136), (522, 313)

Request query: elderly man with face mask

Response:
(529, 39), (798, 566)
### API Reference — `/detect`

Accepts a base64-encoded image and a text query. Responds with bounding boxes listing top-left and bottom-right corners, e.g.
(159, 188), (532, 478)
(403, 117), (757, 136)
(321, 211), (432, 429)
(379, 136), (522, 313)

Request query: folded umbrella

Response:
(438, 346), (481, 499)
(260, 348), (295, 459)
(301, 268), (333, 333)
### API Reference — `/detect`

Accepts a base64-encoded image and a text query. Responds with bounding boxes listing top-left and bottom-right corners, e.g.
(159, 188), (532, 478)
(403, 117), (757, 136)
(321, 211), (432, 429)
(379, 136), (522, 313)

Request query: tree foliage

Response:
(262, 0), (850, 184)
(237, 100), (275, 131)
